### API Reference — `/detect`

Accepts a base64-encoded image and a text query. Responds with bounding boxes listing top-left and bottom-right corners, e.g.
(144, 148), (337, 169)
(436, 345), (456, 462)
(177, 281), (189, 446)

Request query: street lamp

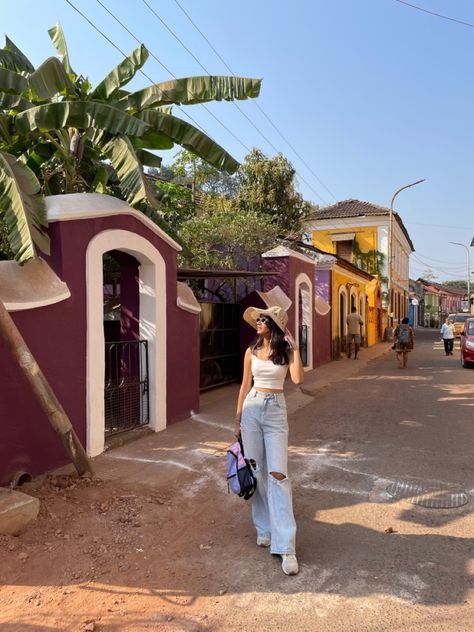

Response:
(387, 179), (426, 330)
(449, 242), (472, 314)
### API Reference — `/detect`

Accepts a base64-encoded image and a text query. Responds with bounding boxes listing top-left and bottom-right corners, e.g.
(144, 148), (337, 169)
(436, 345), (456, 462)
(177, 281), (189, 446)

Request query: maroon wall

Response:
(0, 210), (199, 486)
(262, 255), (332, 369)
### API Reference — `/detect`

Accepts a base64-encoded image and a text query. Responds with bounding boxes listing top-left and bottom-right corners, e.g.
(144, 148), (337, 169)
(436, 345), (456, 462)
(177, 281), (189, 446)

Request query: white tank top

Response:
(251, 353), (288, 390)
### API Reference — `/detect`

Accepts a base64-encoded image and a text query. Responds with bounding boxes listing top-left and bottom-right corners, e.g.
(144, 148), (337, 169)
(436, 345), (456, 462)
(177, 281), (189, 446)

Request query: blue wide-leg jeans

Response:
(240, 388), (297, 555)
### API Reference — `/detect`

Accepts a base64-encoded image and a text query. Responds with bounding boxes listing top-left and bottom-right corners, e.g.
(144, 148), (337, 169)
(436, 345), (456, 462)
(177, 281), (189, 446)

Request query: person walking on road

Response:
(346, 307), (363, 359)
(440, 317), (455, 356)
(393, 317), (414, 368)
(234, 306), (304, 576)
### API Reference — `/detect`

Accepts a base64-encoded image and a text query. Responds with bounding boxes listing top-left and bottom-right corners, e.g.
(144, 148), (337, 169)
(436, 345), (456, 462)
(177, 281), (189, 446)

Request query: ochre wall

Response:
(311, 226), (378, 255)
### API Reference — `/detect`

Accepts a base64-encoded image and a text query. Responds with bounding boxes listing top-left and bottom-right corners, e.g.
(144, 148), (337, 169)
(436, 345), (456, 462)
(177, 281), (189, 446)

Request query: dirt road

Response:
(1, 329), (473, 631)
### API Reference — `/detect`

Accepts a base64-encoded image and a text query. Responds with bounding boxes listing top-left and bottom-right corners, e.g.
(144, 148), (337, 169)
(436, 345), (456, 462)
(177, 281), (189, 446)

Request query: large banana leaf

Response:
(0, 113), (11, 143)
(129, 129), (175, 151)
(48, 23), (75, 78)
(0, 150), (49, 263)
(3, 36), (35, 73)
(0, 67), (28, 94)
(29, 57), (74, 99)
(0, 92), (33, 112)
(91, 44), (149, 101)
(15, 101), (149, 136)
(138, 109), (239, 173)
(103, 135), (159, 208)
(135, 149), (162, 168)
(118, 76), (261, 111)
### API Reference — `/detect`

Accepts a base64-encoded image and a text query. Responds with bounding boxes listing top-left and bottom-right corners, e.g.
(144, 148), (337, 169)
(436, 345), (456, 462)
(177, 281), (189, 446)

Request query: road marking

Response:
(108, 454), (196, 471)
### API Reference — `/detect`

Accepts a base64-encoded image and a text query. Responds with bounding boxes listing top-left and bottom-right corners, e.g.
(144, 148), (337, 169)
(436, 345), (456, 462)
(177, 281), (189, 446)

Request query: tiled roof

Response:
(306, 199), (415, 252)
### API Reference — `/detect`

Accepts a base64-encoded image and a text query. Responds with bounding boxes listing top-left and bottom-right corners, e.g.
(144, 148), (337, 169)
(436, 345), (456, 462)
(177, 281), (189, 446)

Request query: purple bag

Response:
(226, 438), (257, 501)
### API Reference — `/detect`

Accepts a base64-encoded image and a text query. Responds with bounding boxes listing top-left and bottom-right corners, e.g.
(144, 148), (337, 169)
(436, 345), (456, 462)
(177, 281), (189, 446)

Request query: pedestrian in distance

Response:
(346, 306), (363, 359)
(393, 317), (414, 369)
(440, 317), (455, 356)
(235, 305), (304, 576)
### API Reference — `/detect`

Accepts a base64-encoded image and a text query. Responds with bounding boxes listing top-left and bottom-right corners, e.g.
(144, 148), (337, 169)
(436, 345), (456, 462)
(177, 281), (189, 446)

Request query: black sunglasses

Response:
(256, 316), (271, 324)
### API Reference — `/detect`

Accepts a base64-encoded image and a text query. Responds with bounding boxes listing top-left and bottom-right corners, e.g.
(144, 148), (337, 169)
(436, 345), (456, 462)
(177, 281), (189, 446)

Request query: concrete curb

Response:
(0, 488), (40, 535)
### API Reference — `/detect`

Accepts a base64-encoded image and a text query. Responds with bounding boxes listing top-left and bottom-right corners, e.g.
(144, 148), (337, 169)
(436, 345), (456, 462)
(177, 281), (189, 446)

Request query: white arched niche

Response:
(86, 229), (167, 457)
(294, 272), (313, 370)
(338, 285), (348, 350)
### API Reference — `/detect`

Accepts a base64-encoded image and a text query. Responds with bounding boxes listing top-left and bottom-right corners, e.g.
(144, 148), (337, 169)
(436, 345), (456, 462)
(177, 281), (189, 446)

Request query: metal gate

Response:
(299, 324), (308, 366)
(104, 340), (149, 436)
(200, 303), (240, 390)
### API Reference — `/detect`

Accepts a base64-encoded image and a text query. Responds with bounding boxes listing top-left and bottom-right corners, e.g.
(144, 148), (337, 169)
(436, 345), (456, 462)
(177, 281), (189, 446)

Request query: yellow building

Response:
(326, 257), (381, 357)
(304, 199), (414, 330)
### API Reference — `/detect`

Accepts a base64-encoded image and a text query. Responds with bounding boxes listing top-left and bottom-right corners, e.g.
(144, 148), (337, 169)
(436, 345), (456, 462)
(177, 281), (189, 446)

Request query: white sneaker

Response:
(281, 554), (299, 575)
(257, 535), (271, 547)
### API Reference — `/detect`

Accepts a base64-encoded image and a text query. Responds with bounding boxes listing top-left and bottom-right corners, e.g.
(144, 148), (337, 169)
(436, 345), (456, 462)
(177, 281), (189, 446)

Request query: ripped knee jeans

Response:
(240, 388), (297, 555)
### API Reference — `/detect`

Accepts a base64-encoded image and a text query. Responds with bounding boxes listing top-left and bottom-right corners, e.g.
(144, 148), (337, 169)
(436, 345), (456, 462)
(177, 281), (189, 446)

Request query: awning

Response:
(0, 257), (70, 312)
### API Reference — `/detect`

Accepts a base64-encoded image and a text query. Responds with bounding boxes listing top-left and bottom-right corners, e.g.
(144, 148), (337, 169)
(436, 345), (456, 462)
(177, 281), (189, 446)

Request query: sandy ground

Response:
(0, 329), (473, 632)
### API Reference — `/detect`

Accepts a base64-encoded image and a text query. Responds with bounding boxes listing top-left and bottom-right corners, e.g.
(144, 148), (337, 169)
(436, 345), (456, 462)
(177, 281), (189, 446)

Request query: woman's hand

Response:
(284, 328), (298, 350)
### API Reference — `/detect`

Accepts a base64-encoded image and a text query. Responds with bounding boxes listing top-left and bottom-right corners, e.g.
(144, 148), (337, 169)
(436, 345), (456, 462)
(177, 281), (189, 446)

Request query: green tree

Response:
(153, 179), (195, 232)
(443, 280), (467, 292)
(170, 149), (240, 198)
(237, 148), (312, 234)
(0, 24), (261, 263)
(179, 193), (279, 270)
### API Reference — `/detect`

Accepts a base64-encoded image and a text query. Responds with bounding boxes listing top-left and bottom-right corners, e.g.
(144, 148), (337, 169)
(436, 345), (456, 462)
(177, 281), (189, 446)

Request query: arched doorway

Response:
(103, 251), (149, 437)
(295, 273), (313, 369)
(86, 230), (167, 457)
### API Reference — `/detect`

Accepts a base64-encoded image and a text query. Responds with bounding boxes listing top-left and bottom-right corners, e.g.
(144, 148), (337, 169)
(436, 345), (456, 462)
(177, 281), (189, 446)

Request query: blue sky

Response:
(3, 0), (474, 281)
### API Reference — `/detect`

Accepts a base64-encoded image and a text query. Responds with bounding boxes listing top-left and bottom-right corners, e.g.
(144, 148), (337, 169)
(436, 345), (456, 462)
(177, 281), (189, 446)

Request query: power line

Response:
(172, 0), (338, 203)
(405, 220), (474, 230)
(141, 0), (328, 204)
(139, 1), (283, 158)
(64, 0), (208, 135)
(394, 0), (474, 30)
(91, 0), (251, 153)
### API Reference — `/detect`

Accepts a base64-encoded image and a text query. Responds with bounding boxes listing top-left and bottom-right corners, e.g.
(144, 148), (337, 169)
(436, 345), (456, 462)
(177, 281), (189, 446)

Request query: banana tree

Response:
(0, 23), (261, 264)
(0, 24), (261, 477)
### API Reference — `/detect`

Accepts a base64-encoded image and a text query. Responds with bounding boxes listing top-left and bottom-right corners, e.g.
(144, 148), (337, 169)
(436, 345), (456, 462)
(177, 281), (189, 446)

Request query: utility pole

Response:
(387, 179), (425, 336)
(449, 242), (472, 314)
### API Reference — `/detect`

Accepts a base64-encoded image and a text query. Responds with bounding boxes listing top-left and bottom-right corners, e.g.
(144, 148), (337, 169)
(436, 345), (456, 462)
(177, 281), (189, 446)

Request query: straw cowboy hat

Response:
(243, 305), (288, 333)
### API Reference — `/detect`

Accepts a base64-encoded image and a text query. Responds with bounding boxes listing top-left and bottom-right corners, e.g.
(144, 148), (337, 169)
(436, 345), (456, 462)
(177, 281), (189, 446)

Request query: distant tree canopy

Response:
(148, 148), (312, 269)
(237, 148), (312, 235)
(443, 280), (468, 292)
(419, 268), (438, 282)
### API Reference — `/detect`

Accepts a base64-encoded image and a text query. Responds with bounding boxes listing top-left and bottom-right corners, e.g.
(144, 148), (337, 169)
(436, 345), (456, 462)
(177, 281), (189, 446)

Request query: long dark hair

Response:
(252, 317), (290, 365)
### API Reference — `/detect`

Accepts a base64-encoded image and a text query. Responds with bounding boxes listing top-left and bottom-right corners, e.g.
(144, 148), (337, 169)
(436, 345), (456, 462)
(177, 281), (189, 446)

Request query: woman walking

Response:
(440, 317), (455, 356)
(235, 306), (304, 576)
(393, 317), (414, 368)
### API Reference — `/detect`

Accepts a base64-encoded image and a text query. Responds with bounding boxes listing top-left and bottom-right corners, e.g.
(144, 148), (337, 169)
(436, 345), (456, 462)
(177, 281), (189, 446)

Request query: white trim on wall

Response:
(86, 229), (167, 457)
(294, 272), (313, 371)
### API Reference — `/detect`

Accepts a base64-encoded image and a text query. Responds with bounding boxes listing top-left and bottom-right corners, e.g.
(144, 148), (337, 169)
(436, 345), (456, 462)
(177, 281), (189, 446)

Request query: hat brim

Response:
(243, 306), (287, 333)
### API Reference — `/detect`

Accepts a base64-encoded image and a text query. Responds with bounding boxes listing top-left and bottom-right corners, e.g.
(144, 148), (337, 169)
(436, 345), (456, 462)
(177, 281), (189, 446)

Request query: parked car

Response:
(452, 313), (470, 337)
(460, 317), (474, 368)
